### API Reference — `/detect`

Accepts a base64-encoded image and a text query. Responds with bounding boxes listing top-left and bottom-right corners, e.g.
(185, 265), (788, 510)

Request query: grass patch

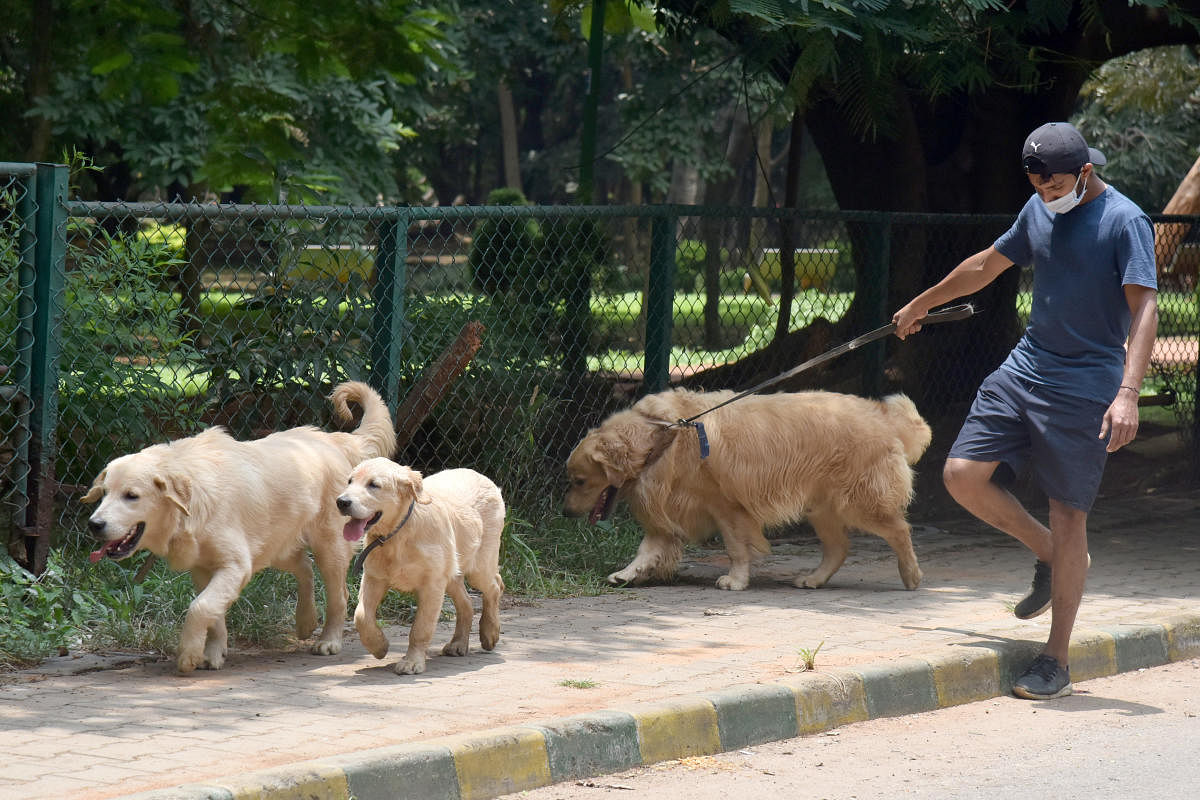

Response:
(502, 512), (644, 598)
(589, 290), (853, 372)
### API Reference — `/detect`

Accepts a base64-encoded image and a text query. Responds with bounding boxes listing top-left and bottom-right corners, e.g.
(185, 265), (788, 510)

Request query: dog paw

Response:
(207, 644), (228, 667)
(794, 574), (825, 589)
(607, 570), (639, 585)
(479, 623), (500, 651)
(442, 639), (469, 657)
(311, 639), (343, 656)
(715, 575), (748, 591)
(356, 624), (389, 659)
(176, 654), (202, 674)
(394, 656), (426, 675)
(295, 615), (318, 642)
(900, 566), (923, 590)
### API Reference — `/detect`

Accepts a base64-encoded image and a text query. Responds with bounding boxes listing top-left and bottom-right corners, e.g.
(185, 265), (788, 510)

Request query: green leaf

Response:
(91, 51), (134, 76)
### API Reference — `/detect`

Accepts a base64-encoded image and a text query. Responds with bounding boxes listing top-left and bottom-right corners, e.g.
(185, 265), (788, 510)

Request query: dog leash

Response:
(669, 303), (976, 454)
(351, 499), (416, 576)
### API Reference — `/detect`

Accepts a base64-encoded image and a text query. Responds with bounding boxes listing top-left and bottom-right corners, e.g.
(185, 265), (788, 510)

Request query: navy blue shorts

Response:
(949, 369), (1110, 512)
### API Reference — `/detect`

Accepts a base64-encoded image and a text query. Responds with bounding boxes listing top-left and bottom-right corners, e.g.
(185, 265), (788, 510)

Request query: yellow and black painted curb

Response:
(119, 614), (1200, 800)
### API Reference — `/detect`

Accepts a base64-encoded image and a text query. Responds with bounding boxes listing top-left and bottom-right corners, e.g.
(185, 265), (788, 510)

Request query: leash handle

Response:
(917, 303), (974, 325)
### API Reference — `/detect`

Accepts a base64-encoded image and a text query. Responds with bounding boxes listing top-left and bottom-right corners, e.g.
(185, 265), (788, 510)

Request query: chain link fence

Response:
(1, 165), (37, 564)
(2, 172), (1197, 574)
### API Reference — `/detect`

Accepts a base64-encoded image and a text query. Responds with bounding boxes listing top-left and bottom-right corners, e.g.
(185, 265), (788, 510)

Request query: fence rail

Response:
(3, 162), (1198, 574)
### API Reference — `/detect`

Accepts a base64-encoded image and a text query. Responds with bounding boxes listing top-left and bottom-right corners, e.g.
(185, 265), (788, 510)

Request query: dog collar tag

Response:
(694, 422), (709, 459)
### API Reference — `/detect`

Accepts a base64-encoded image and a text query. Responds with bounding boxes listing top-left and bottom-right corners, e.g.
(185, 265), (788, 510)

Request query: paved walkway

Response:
(2, 485), (1198, 800)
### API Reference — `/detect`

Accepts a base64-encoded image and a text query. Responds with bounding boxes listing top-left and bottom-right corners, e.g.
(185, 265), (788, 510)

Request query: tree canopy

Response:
(3, 0), (1197, 215)
(651, 0), (1200, 215)
(7, 0), (454, 202)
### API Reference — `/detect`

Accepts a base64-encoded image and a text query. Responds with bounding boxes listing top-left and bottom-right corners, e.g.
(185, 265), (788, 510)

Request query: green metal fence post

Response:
(25, 162), (67, 574)
(861, 213), (891, 397)
(370, 211), (409, 412)
(644, 212), (676, 394)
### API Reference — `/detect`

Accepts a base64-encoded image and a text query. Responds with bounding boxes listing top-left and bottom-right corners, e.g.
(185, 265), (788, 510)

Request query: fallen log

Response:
(393, 321), (485, 452)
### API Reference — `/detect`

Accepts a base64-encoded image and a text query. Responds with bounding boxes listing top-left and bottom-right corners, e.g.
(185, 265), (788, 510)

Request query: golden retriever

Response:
(563, 388), (931, 591)
(337, 458), (505, 675)
(83, 381), (396, 673)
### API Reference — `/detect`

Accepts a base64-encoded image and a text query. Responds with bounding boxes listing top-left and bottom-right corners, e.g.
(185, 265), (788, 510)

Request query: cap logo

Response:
(1029, 141), (1041, 152)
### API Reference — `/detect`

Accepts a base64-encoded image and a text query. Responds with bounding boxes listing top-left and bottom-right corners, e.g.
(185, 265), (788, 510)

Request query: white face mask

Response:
(1041, 171), (1087, 214)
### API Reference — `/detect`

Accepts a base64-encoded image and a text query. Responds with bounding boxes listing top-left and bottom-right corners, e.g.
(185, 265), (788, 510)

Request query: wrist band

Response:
(1119, 385), (1139, 394)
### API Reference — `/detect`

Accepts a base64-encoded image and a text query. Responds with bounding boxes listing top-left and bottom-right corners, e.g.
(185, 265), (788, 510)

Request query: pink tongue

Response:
(89, 541), (117, 563)
(343, 517), (369, 542)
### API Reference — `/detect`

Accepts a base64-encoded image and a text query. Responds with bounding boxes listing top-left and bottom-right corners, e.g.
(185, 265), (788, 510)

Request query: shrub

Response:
(0, 553), (101, 667)
(469, 188), (538, 296)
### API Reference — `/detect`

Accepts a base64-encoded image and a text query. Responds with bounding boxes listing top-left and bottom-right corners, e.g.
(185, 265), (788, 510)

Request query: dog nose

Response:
(335, 496), (350, 513)
(88, 517), (106, 536)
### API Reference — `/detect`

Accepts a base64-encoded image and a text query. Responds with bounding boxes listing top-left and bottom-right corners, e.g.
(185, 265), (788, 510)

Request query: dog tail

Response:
(882, 393), (932, 465)
(331, 381), (397, 460)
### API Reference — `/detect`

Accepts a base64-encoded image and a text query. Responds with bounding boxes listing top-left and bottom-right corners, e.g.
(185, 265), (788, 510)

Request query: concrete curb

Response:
(117, 615), (1200, 800)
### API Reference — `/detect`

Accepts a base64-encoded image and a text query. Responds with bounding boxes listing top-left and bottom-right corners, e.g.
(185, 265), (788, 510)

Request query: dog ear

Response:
(81, 469), (107, 504)
(396, 467), (426, 503)
(595, 421), (677, 487)
(594, 425), (646, 487)
(154, 474), (191, 516)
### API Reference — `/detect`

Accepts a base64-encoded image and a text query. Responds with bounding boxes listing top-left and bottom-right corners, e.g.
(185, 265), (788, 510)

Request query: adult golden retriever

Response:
(563, 388), (931, 591)
(83, 381), (396, 673)
(338, 458), (505, 675)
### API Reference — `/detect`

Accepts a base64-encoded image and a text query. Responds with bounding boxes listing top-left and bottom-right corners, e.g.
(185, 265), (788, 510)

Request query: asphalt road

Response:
(501, 658), (1200, 799)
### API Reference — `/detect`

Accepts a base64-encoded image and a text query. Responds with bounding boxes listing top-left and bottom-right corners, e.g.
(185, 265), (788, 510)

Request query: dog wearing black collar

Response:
(338, 458), (505, 675)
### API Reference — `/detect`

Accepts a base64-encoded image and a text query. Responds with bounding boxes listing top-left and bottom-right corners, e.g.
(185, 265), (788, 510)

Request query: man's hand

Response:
(1099, 390), (1140, 452)
(892, 302), (930, 340)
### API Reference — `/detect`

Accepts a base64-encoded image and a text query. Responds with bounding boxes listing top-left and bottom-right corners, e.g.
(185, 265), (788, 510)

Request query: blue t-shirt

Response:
(993, 185), (1156, 404)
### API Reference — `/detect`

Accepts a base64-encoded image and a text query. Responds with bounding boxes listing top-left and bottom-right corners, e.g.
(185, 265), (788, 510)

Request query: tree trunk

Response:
(698, 101), (754, 349)
(668, 161), (701, 204)
(498, 79), (522, 192)
(748, 117), (773, 260)
(807, 87), (1029, 409)
(23, 0), (54, 161)
(772, 110), (804, 346)
(617, 61), (645, 275)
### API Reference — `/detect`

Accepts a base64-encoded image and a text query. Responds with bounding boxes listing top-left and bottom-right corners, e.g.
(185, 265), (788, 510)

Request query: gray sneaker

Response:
(1012, 654), (1072, 700)
(1013, 554), (1091, 620)
(1013, 560), (1052, 619)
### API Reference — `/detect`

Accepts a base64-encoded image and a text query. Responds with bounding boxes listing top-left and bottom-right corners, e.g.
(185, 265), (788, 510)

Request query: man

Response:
(892, 122), (1158, 700)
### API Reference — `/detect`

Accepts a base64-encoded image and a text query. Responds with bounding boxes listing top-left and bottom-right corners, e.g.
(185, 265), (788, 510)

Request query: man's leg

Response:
(942, 457), (1053, 562)
(1043, 499), (1089, 664)
(1010, 500), (1087, 700)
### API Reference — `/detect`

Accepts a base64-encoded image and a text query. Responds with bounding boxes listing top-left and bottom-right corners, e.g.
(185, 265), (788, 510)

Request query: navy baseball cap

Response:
(1021, 122), (1106, 177)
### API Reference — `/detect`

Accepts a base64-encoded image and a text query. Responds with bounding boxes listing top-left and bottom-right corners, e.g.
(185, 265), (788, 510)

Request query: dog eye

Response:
(571, 478), (584, 487)
(367, 479), (380, 489)
(123, 490), (139, 501)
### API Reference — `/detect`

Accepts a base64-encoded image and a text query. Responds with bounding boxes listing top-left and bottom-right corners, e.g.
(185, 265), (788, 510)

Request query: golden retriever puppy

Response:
(83, 381), (396, 673)
(338, 458), (505, 675)
(563, 388), (931, 591)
